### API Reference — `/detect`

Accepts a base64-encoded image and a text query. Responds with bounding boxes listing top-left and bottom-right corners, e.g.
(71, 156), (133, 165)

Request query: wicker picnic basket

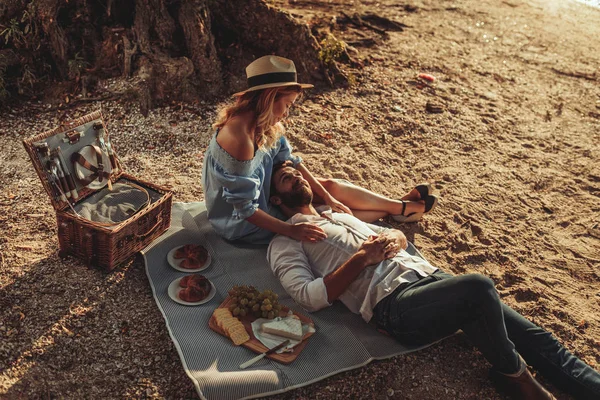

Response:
(23, 110), (173, 271)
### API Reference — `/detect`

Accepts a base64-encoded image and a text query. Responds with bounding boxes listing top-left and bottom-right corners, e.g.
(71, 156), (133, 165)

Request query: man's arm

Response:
(324, 235), (399, 302)
(267, 237), (331, 312)
(268, 234), (398, 310)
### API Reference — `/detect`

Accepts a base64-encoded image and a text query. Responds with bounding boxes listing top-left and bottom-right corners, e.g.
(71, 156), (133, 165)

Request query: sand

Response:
(0, 0), (598, 398)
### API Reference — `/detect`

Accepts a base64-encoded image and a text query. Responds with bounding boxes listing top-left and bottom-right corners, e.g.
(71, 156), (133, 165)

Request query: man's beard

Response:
(278, 184), (312, 208)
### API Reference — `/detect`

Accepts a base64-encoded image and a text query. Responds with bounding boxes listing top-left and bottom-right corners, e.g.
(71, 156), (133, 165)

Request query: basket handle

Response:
(135, 215), (163, 240)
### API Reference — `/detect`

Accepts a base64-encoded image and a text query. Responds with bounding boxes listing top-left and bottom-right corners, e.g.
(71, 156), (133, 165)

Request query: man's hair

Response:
(270, 160), (295, 196)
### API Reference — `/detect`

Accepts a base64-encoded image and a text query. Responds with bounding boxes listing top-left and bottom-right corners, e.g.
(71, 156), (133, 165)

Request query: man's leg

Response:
(374, 273), (521, 374)
(502, 305), (600, 399)
(316, 178), (425, 221)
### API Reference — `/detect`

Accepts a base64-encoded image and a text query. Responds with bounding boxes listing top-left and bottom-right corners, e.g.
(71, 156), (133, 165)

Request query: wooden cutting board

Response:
(208, 296), (315, 364)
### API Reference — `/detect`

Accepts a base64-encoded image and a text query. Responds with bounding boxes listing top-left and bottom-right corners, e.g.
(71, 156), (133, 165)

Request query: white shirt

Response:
(267, 207), (438, 322)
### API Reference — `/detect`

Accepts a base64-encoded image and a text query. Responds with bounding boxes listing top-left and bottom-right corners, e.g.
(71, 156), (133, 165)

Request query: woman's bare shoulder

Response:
(217, 119), (254, 161)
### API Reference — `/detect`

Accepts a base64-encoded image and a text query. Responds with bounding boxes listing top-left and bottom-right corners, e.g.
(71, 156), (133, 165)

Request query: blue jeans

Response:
(373, 271), (600, 399)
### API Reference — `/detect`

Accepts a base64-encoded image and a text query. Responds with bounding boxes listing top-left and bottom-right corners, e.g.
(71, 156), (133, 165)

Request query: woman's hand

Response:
(287, 222), (327, 242)
(325, 195), (353, 215)
(379, 230), (408, 251)
(358, 235), (399, 266)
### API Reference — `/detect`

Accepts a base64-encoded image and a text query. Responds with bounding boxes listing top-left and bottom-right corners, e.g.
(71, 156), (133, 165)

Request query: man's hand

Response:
(288, 222), (327, 242)
(379, 229), (408, 251)
(357, 235), (399, 266)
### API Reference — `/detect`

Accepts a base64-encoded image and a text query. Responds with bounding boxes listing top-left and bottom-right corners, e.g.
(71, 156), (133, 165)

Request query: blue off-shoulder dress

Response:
(201, 131), (302, 244)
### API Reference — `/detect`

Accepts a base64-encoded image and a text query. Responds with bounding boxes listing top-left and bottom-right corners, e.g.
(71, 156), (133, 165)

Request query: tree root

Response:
(551, 68), (597, 81)
(339, 12), (410, 36)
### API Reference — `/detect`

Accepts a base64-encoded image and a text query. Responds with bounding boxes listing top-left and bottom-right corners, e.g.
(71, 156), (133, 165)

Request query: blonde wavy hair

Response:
(213, 85), (303, 149)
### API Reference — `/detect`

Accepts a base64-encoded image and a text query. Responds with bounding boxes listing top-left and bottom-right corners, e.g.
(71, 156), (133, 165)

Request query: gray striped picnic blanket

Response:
(142, 202), (429, 400)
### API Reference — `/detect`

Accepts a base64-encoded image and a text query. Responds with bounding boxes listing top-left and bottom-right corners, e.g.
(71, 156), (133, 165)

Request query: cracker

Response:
(226, 323), (246, 336)
(220, 318), (239, 331)
(213, 308), (232, 318)
(230, 328), (250, 346)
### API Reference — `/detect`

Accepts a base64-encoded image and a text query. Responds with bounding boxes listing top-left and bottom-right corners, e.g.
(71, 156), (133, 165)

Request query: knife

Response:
(57, 147), (78, 200)
(239, 339), (290, 370)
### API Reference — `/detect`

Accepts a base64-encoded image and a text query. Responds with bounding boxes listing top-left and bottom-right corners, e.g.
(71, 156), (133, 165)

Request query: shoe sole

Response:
(392, 212), (424, 223)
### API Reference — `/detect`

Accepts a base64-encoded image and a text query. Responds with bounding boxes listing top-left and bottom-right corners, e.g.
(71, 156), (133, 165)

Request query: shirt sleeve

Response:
(267, 236), (331, 312)
(215, 165), (261, 219)
(273, 136), (302, 166)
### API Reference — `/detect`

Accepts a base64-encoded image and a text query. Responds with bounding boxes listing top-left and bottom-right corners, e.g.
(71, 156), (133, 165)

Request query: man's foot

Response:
(490, 366), (557, 400)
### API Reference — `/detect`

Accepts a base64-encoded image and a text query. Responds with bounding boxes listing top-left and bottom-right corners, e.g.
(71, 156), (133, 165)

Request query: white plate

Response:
(167, 245), (211, 272)
(168, 277), (216, 306)
(73, 145), (112, 190)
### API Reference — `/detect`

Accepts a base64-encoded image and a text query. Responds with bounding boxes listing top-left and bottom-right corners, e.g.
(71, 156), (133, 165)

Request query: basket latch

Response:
(64, 130), (82, 144)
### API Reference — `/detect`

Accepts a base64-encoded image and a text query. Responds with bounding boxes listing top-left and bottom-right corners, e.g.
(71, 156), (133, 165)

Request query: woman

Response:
(202, 55), (437, 244)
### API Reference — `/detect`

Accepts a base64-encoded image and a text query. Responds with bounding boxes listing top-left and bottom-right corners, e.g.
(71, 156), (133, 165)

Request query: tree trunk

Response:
(36, 0), (69, 79)
(179, 0), (223, 97)
(0, 0), (345, 110)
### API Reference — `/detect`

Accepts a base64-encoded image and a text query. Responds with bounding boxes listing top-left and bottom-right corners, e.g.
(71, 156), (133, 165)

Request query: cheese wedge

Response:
(261, 318), (303, 341)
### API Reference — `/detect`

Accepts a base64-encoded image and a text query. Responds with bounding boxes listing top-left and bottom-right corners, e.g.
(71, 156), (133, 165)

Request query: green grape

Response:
(233, 307), (241, 316)
(249, 300), (256, 307)
(261, 311), (268, 318)
(265, 304), (272, 311)
(262, 298), (271, 305)
(228, 303), (238, 312)
(239, 308), (247, 317)
(240, 298), (248, 306)
(252, 304), (260, 312)
(267, 311), (275, 319)
(260, 304), (266, 311)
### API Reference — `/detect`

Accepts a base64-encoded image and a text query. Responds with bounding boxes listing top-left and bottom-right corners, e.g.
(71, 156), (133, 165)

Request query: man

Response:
(266, 161), (600, 400)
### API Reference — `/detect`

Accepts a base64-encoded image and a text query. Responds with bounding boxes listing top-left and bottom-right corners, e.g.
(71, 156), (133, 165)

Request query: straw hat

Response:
(233, 55), (314, 96)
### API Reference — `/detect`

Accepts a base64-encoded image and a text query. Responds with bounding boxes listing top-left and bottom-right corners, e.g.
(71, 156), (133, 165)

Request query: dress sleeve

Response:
(215, 165), (261, 219)
(273, 136), (302, 166)
(267, 236), (331, 312)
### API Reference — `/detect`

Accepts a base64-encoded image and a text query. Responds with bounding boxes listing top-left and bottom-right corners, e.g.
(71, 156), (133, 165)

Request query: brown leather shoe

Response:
(490, 367), (557, 400)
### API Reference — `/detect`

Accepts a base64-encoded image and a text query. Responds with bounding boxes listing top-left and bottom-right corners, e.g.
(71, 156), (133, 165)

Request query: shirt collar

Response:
(288, 205), (333, 223)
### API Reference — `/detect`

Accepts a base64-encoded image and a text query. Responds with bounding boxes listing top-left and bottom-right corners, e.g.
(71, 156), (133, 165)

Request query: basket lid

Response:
(22, 110), (122, 211)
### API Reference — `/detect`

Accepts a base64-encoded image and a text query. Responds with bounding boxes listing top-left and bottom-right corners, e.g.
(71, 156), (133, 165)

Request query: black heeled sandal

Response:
(424, 195), (438, 213)
(392, 200), (424, 223)
(415, 183), (432, 200)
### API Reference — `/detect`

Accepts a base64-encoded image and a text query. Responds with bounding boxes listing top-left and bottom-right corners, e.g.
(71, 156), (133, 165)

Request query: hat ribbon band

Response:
(247, 72), (297, 89)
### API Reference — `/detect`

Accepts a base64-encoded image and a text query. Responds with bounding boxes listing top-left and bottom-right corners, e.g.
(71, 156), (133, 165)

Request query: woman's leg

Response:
(374, 273), (521, 374)
(317, 178), (425, 220)
(502, 305), (600, 399)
